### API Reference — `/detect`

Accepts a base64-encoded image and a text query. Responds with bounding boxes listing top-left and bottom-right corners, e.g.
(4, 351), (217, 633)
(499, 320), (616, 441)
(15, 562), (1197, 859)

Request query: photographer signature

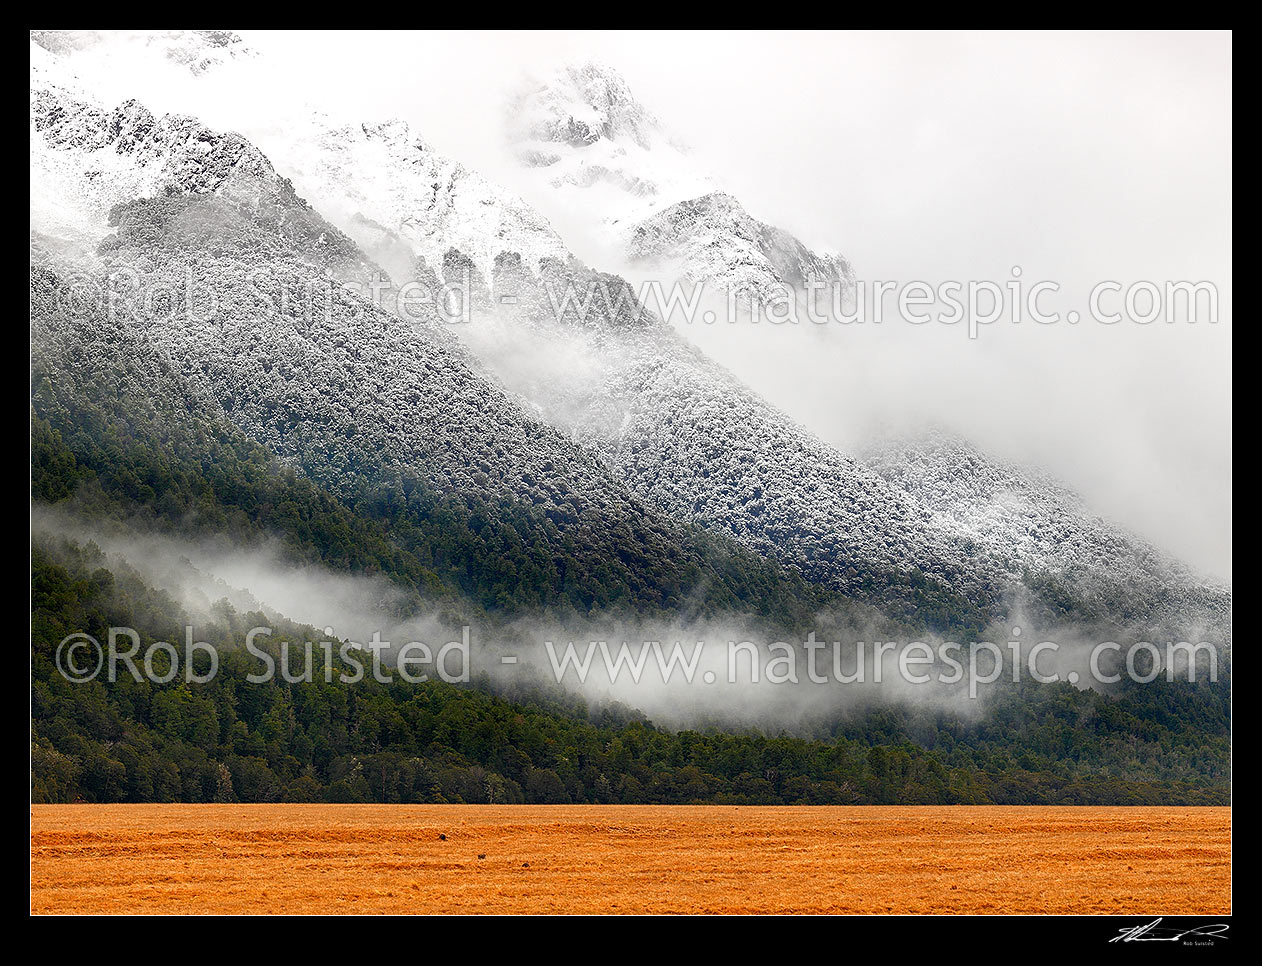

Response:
(1110, 918), (1229, 943)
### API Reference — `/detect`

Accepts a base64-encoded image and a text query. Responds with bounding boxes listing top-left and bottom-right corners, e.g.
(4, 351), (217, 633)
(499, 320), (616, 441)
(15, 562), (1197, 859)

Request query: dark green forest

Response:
(32, 539), (1229, 805)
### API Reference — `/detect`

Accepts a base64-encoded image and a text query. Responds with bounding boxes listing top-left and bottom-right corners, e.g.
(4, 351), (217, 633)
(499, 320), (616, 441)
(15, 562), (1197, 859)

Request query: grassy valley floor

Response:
(30, 804), (1230, 915)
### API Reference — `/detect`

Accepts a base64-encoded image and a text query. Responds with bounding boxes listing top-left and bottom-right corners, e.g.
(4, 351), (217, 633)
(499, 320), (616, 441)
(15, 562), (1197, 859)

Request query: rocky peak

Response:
(625, 190), (853, 301)
(511, 61), (660, 151)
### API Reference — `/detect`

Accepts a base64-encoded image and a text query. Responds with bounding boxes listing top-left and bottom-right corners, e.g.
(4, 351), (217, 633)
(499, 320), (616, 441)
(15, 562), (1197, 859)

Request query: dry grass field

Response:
(30, 804), (1230, 915)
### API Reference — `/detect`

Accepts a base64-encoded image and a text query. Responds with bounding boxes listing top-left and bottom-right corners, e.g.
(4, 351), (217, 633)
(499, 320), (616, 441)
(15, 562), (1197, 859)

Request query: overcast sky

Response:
(54, 30), (1233, 581)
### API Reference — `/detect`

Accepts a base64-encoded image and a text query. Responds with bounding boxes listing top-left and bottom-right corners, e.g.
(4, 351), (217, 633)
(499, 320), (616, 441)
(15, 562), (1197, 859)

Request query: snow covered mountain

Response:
(623, 191), (854, 304)
(30, 42), (367, 281)
(28, 35), (1229, 639)
(173, 62), (1218, 631)
(507, 62), (710, 218)
(507, 62), (852, 302)
(272, 115), (571, 283)
(30, 56), (832, 620)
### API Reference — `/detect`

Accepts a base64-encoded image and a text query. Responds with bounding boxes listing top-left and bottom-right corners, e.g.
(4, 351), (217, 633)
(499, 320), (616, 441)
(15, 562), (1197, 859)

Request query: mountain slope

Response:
(275, 116), (571, 282)
(254, 85), (1226, 634)
(251, 120), (987, 624)
(29, 38), (1229, 637)
(860, 429), (1230, 630)
(30, 47), (368, 281)
(28, 73), (851, 624)
(26, 32), (1231, 811)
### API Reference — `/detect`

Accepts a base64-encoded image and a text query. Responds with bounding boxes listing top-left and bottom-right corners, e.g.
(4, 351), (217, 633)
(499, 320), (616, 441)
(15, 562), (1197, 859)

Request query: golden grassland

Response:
(30, 804), (1230, 915)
